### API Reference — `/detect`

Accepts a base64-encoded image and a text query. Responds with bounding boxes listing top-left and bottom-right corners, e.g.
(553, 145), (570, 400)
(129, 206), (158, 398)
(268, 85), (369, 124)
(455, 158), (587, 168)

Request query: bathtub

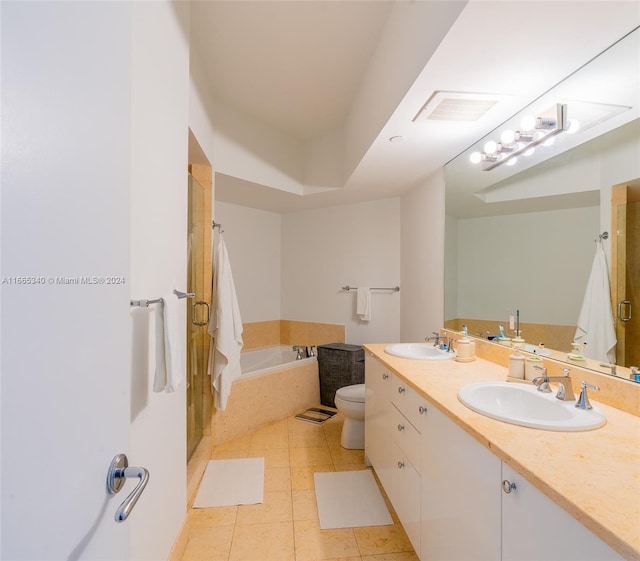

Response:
(240, 345), (316, 378)
(211, 345), (320, 446)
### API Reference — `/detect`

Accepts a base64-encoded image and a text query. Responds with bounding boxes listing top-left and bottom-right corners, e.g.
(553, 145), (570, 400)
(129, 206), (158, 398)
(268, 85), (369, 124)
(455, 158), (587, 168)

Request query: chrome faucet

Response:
(576, 381), (600, 410)
(599, 362), (617, 377)
(425, 332), (443, 347)
(292, 345), (305, 360)
(532, 367), (575, 401)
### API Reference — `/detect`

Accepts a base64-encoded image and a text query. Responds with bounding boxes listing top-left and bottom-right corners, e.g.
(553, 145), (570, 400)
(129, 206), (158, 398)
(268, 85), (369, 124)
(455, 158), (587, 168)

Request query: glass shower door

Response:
(615, 199), (639, 369)
(187, 173), (209, 459)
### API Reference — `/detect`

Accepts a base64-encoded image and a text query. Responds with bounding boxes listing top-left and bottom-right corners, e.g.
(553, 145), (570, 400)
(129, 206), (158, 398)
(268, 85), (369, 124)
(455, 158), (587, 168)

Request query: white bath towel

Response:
(208, 234), (244, 410)
(574, 242), (617, 363)
(357, 287), (372, 321)
(153, 292), (184, 393)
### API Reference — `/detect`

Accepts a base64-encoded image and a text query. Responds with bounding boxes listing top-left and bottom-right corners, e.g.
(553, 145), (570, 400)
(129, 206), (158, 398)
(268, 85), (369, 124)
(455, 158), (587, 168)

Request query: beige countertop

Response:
(364, 343), (640, 561)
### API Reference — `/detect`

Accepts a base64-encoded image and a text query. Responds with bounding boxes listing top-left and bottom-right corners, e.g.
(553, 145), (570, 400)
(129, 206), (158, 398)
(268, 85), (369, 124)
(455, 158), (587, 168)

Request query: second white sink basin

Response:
(458, 382), (606, 431)
(384, 343), (454, 360)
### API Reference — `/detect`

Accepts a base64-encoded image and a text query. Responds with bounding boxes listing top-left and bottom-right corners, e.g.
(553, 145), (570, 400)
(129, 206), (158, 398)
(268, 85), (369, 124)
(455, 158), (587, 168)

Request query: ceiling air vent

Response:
(413, 91), (504, 123)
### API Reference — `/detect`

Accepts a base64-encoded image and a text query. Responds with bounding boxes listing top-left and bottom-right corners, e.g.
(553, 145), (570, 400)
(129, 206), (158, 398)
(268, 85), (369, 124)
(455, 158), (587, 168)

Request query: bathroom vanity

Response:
(364, 344), (640, 561)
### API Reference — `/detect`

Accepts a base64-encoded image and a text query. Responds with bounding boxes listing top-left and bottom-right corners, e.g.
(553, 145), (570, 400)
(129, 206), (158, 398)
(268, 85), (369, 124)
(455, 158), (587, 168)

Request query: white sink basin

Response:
(384, 343), (454, 360)
(458, 382), (606, 431)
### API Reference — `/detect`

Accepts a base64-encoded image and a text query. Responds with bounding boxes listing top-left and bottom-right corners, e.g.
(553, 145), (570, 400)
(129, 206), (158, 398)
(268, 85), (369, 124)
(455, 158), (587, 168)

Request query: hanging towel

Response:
(574, 242), (617, 363)
(153, 292), (184, 393)
(207, 234), (243, 410)
(357, 287), (372, 321)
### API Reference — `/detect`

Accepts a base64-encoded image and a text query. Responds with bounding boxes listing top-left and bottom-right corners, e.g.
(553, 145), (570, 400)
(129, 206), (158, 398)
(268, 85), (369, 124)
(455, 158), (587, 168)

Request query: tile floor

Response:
(181, 410), (419, 561)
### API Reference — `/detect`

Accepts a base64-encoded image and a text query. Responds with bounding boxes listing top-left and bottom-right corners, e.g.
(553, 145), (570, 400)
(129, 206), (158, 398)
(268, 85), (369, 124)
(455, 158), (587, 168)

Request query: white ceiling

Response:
(190, 1), (640, 215)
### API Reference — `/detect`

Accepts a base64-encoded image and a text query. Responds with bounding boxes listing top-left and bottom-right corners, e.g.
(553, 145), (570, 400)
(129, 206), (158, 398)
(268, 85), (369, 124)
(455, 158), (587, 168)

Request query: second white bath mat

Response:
(314, 469), (393, 529)
(193, 458), (264, 508)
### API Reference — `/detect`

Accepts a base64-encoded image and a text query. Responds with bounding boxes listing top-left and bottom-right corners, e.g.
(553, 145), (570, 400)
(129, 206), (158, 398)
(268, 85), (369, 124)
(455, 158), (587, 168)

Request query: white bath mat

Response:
(193, 458), (264, 508)
(314, 470), (393, 529)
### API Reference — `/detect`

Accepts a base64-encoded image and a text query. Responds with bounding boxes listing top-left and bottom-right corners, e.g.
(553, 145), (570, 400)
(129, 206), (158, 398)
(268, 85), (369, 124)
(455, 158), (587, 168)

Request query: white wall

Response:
(214, 202), (282, 322)
(455, 206), (599, 326)
(128, 3), (190, 560)
(282, 199), (401, 345)
(400, 170), (446, 341)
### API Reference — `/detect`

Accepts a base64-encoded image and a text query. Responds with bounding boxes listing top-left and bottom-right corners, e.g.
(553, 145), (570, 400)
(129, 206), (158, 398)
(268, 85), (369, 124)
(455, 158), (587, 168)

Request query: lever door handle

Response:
(107, 454), (149, 522)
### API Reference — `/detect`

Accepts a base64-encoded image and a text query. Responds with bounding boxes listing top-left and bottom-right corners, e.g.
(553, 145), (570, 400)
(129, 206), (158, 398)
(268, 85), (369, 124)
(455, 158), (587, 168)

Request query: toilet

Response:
(334, 383), (366, 449)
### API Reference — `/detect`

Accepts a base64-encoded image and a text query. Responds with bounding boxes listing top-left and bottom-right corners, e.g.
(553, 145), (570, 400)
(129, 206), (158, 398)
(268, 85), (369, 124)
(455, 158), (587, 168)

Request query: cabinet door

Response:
(390, 374), (428, 433)
(501, 463), (625, 561)
(388, 439), (421, 555)
(421, 403), (501, 561)
(364, 354), (393, 490)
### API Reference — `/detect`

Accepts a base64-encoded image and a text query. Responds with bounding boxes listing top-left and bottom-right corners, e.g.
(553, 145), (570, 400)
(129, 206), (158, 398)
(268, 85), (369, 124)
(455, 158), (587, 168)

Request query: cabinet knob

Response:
(419, 405), (427, 414)
(397, 424), (405, 432)
(397, 461), (405, 469)
(502, 479), (517, 494)
(382, 372), (389, 380)
(397, 386), (405, 394)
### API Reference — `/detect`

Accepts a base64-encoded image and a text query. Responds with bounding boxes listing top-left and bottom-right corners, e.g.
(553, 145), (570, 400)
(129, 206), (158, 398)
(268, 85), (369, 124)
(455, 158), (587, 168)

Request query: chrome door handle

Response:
(618, 300), (632, 322)
(107, 454), (149, 522)
(192, 301), (210, 326)
(502, 479), (516, 494)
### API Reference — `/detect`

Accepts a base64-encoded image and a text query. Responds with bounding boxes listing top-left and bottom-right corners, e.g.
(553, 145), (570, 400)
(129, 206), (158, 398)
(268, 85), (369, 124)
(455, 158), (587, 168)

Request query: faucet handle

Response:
(575, 381), (600, 410)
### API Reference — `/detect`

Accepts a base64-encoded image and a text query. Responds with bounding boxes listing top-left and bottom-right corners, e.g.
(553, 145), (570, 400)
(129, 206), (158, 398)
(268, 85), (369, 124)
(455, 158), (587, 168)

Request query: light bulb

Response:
(469, 151), (482, 164)
(566, 119), (580, 134)
(484, 140), (498, 155)
(500, 129), (516, 145)
(520, 115), (536, 132)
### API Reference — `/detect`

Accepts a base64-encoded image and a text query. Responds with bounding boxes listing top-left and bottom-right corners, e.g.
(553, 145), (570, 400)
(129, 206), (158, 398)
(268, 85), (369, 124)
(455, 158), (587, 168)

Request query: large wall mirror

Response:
(444, 27), (639, 381)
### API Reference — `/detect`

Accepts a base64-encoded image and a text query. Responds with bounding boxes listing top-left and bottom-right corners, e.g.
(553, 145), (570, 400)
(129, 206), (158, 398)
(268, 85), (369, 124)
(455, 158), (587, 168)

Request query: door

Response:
(612, 181), (640, 369)
(186, 173), (211, 459)
(2, 3), (133, 559)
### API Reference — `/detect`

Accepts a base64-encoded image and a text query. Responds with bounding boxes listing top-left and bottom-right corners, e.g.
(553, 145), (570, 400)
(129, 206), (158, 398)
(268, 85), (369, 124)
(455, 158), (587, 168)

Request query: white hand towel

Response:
(207, 235), (244, 410)
(574, 243), (617, 363)
(153, 292), (184, 393)
(357, 287), (372, 321)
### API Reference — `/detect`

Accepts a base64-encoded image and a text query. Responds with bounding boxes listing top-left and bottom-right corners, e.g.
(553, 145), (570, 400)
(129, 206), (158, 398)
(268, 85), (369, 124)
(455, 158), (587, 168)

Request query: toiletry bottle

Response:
(631, 366), (640, 383)
(508, 350), (525, 380)
(455, 333), (476, 362)
(525, 356), (543, 381)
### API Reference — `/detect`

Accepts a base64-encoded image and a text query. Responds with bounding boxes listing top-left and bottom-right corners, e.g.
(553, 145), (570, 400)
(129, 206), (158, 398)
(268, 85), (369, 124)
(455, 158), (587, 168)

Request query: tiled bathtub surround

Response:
(211, 360), (320, 446)
(242, 320), (346, 351)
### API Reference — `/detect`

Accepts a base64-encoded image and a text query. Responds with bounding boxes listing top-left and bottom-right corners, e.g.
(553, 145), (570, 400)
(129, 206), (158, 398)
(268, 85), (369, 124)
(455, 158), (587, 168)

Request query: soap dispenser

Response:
(507, 349), (525, 381)
(455, 325), (476, 362)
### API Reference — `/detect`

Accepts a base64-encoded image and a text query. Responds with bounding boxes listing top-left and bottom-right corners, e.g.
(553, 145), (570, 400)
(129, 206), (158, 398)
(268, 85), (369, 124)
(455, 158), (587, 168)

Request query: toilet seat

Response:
(335, 383), (365, 403)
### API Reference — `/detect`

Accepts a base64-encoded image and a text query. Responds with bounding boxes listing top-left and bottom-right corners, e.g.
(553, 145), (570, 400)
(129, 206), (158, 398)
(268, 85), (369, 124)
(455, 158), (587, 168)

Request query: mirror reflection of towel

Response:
(357, 288), (371, 321)
(574, 243), (616, 363)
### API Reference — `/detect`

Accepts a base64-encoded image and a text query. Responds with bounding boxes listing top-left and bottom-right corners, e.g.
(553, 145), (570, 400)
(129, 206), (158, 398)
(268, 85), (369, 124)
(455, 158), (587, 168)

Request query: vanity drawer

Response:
(390, 374), (427, 432)
(391, 404), (421, 472)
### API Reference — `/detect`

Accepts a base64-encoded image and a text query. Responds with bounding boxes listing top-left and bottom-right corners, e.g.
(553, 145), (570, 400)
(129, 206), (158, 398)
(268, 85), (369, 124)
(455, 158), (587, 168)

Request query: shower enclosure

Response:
(186, 171), (212, 459)
(612, 180), (639, 369)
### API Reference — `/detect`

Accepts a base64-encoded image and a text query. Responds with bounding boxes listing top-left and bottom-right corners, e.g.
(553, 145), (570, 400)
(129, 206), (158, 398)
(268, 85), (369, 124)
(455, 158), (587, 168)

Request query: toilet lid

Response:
(336, 383), (365, 403)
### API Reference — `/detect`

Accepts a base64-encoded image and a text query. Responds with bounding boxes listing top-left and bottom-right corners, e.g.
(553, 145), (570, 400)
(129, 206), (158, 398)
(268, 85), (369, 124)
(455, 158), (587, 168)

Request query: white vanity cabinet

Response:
(365, 354), (425, 554)
(366, 353), (625, 561)
(421, 401), (502, 561)
(364, 353), (393, 490)
(501, 463), (625, 561)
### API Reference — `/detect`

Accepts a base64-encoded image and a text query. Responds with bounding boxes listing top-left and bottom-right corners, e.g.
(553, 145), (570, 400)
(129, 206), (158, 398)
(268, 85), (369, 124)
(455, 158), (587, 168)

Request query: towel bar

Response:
(130, 289), (195, 307)
(342, 285), (400, 292)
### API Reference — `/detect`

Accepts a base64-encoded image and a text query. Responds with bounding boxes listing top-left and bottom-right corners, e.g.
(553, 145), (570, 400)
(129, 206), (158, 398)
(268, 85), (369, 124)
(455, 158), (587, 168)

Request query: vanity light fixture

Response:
(469, 103), (579, 171)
